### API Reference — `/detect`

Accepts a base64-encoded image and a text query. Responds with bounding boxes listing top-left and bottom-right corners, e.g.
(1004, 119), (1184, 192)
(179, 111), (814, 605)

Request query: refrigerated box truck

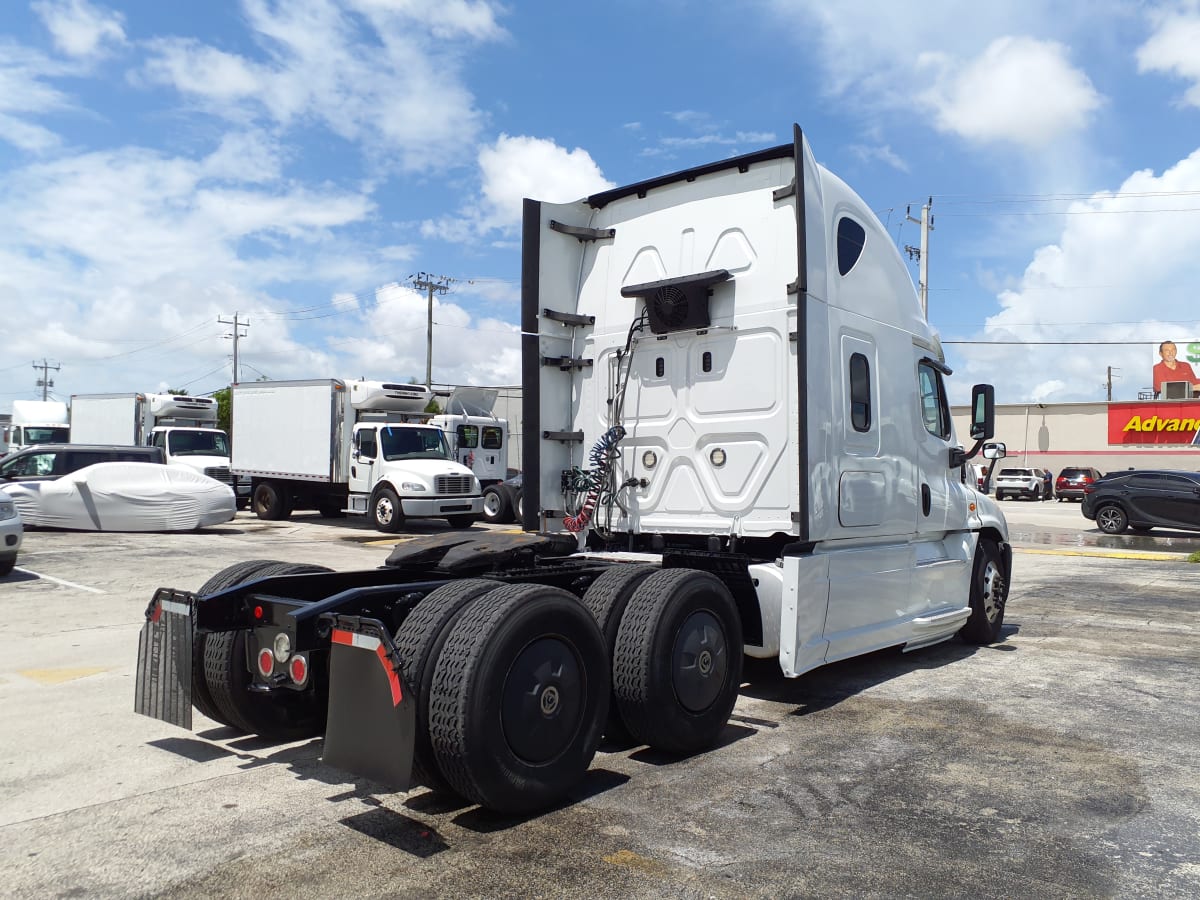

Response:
(232, 379), (483, 530)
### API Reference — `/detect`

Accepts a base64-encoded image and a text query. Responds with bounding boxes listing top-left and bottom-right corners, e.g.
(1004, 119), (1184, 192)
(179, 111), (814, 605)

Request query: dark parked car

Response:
(1081, 470), (1200, 535)
(0, 444), (166, 483)
(1055, 466), (1104, 502)
(481, 472), (523, 524)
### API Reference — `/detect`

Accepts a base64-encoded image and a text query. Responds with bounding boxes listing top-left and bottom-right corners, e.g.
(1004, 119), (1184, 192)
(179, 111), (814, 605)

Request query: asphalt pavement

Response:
(0, 510), (1197, 898)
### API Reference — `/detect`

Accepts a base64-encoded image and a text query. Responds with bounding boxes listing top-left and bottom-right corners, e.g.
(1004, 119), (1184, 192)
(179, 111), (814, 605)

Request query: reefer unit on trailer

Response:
(231, 379), (483, 529)
(136, 127), (1011, 818)
(68, 393), (237, 493)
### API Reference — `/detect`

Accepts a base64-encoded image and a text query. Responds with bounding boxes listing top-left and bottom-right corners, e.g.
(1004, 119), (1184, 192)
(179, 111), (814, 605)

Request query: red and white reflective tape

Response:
(331, 628), (403, 707)
(150, 598), (190, 623)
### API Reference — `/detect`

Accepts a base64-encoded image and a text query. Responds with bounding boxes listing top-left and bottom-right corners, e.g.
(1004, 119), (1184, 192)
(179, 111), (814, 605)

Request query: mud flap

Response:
(134, 589), (194, 729)
(321, 615), (415, 793)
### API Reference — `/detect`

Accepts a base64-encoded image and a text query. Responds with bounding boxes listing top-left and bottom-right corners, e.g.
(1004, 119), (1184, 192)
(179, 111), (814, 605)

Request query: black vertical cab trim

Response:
(520, 198), (542, 534)
(792, 124), (809, 544)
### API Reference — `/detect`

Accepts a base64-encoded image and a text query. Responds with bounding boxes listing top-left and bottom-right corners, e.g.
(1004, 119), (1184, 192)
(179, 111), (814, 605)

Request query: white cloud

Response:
(141, 40), (266, 102)
(848, 143), (910, 173)
(139, 0), (505, 172)
(422, 134), (614, 240)
(0, 43), (77, 151)
(1136, 9), (1200, 107)
(759, 1), (1123, 148)
(0, 140), (393, 396)
(953, 148), (1200, 402)
(32, 0), (126, 58)
(919, 37), (1104, 149)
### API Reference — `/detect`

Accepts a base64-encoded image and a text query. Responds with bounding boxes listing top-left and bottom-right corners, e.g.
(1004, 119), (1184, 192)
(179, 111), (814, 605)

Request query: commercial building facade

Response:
(951, 399), (1200, 476)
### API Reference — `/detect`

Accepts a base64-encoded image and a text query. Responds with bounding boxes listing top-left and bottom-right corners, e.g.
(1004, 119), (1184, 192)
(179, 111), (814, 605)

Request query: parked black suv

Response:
(1055, 466), (1104, 502)
(0, 444), (166, 482)
(1081, 470), (1200, 534)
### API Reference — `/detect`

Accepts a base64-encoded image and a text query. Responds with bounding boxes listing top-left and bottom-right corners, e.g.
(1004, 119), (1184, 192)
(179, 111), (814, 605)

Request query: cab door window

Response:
(917, 363), (951, 440)
(457, 425), (479, 448)
(356, 429), (378, 459)
(481, 426), (503, 449)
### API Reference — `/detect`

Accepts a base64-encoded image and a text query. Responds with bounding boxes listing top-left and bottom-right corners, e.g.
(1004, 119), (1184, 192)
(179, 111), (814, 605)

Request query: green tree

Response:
(211, 386), (231, 435)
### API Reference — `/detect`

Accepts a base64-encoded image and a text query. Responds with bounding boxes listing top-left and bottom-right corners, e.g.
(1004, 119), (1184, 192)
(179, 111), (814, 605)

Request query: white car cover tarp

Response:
(1, 462), (235, 531)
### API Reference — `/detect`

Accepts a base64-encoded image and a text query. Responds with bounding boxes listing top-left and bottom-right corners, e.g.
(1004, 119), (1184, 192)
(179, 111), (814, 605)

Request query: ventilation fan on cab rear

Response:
(620, 269), (731, 335)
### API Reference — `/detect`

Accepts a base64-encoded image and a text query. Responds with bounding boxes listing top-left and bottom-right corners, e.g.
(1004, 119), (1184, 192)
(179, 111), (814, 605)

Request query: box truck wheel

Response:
(395, 578), (503, 796)
(958, 538), (1008, 644)
(481, 486), (511, 524)
(612, 568), (743, 755)
(203, 562), (333, 739)
(192, 559), (291, 727)
(427, 583), (608, 814)
(252, 482), (291, 520)
(369, 486), (404, 533)
(582, 564), (657, 742)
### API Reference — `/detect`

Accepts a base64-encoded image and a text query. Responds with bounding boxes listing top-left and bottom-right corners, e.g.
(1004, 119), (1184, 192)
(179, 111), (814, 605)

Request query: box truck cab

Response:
(427, 386), (509, 487)
(7, 401), (70, 453)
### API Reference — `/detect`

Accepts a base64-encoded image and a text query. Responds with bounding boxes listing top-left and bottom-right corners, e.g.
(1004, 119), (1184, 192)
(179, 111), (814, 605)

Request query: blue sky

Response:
(2, 0), (1200, 407)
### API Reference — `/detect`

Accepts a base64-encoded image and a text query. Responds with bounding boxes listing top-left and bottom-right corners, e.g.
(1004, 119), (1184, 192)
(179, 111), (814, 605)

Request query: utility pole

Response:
(32, 359), (60, 400)
(218, 313), (249, 385)
(1104, 366), (1121, 402)
(905, 197), (934, 320)
(409, 273), (455, 388)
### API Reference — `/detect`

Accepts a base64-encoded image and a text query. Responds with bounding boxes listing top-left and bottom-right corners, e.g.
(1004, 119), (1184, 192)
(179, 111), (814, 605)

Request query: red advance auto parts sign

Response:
(1108, 401), (1200, 445)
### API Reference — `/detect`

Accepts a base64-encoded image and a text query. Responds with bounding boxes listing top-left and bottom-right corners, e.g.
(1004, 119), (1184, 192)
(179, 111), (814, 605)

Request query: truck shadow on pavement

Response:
(738, 624), (1020, 717)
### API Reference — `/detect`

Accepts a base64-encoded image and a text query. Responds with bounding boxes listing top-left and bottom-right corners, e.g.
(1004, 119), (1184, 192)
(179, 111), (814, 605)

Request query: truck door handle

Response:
(921, 483), (931, 516)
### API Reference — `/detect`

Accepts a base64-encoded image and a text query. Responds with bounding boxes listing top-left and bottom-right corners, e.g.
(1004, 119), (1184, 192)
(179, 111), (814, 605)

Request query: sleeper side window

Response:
(836, 217), (866, 276)
(849, 353), (871, 432)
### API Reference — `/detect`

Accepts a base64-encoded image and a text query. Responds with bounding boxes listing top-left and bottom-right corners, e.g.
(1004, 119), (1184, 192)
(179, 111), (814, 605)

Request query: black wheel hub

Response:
(502, 637), (584, 764)
(672, 610), (728, 713)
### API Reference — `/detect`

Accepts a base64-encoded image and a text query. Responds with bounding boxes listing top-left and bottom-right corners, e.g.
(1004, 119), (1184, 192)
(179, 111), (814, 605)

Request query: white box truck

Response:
(7, 400), (70, 452)
(232, 379), (484, 530)
(69, 393), (241, 498)
(427, 386), (510, 487)
(138, 125), (1011, 816)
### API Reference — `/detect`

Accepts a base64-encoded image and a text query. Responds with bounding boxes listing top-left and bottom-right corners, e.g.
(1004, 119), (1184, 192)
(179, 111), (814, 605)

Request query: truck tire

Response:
(428, 583), (608, 814)
(192, 559), (290, 728)
(959, 538), (1007, 644)
(612, 568), (743, 755)
(204, 562), (334, 739)
(369, 486), (404, 533)
(481, 486), (512, 524)
(445, 514), (476, 529)
(581, 564), (657, 740)
(394, 579), (502, 795)
(252, 482), (291, 520)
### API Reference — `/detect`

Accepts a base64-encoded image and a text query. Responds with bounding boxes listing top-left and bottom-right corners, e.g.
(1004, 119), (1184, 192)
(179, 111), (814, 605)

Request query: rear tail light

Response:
(257, 648), (274, 677)
(1083, 484), (1097, 494)
(289, 654), (309, 686)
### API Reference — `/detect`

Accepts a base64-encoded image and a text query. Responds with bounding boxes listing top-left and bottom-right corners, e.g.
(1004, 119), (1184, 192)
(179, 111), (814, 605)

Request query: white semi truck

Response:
(68, 393), (240, 498)
(6, 400), (70, 453)
(137, 125), (1010, 816)
(232, 379), (484, 529)
(427, 386), (510, 487)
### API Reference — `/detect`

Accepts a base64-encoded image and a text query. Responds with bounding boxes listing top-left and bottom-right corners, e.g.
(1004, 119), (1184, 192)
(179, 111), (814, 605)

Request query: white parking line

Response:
(13, 568), (105, 593)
